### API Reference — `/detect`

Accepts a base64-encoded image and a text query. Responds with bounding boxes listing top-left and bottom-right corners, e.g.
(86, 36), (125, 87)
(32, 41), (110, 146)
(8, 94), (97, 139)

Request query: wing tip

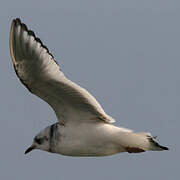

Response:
(11, 18), (23, 29)
(11, 17), (55, 60)
(10, 18), (59, 93)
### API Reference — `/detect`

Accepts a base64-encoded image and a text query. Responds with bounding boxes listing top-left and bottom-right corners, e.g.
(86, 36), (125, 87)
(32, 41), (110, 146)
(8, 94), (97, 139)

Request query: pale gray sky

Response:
(1, 0), (178, 179)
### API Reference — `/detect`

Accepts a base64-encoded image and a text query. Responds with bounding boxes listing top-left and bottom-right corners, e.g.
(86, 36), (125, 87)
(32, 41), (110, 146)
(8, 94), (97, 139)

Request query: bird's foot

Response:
(125, 147), (145, 153)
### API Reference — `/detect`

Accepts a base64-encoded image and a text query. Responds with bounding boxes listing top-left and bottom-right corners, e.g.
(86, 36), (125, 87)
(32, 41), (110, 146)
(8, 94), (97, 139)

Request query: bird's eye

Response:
(35, 138), (43, 145)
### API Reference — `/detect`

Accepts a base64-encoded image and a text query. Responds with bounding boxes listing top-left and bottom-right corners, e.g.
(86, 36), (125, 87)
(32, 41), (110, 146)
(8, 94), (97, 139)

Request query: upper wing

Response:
(10, 18), (115, 125)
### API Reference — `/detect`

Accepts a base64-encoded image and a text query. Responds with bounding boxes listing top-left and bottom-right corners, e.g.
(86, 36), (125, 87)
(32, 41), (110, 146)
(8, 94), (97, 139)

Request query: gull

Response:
(10, 18), (168, 156)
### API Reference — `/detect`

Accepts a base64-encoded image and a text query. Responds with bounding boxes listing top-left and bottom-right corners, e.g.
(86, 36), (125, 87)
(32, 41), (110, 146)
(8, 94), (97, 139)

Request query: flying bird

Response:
(10, 18), (168, 156)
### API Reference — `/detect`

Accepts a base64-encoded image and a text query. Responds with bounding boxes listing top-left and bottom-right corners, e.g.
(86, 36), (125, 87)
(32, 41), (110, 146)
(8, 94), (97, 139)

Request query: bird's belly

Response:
(55, 125), (125, 156)
(57, 142), (123, 157)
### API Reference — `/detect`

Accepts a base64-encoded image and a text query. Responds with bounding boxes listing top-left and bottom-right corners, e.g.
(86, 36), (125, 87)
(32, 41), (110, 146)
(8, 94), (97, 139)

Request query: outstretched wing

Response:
(10, 18), (115, 125)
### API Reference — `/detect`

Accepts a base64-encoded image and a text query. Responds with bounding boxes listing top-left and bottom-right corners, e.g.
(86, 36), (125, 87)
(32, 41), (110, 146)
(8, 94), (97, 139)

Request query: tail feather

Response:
(147, 136), (169, 151)
(126, 132), (169, 153)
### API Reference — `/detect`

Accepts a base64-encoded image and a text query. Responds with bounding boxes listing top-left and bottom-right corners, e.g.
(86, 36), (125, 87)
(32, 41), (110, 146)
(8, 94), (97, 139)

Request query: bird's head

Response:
(25, 126), (51, 154)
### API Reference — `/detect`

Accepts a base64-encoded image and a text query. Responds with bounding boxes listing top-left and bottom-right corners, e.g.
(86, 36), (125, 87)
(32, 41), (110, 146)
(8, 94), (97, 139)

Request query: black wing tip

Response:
(10, 18), (59, 91)
(28, 30), (36, 37)
(12, 18), (21, 24)
(12, 18), (22, 27)
(11, 17), (54, 59)
(13, 17), (21, 22)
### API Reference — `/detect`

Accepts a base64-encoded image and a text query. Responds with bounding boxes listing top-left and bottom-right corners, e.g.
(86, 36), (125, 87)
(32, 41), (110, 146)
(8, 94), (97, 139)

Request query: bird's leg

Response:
(125, 147), (145, 153)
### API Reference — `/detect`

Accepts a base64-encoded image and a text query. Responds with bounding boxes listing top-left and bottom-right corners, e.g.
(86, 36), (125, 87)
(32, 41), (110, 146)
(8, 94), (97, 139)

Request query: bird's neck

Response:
(48, 123), (61, 153)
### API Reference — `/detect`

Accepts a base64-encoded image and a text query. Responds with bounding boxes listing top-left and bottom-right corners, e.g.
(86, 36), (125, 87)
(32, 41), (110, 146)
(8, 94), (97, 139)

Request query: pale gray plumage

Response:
(10, 18), (168, 156)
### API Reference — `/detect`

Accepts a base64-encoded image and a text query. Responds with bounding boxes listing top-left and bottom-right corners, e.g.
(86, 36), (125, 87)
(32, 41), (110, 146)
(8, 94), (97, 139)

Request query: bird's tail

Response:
(121, 132), (169, 153)
(145, 134), (169, 151)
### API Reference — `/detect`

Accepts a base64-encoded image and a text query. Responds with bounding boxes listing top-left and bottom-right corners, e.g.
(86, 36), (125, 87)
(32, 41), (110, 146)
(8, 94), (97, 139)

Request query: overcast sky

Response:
(0, 0), (178, 179)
